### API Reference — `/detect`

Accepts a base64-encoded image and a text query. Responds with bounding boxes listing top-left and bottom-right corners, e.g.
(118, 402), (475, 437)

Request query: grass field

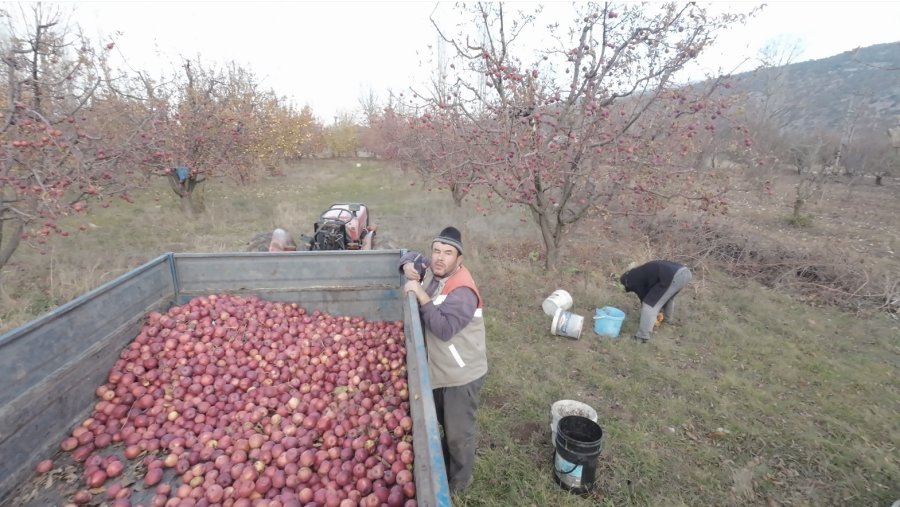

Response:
(1, 159), (898, 506)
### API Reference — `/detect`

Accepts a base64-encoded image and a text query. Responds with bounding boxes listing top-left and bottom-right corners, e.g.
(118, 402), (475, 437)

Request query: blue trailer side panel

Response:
(404, 292), (453, 506)
(0, 255), (175, 406)
(0, 255), (175, 502)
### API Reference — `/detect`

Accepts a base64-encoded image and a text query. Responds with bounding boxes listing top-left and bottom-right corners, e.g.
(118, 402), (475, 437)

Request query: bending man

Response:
(620, 260), (693, 343)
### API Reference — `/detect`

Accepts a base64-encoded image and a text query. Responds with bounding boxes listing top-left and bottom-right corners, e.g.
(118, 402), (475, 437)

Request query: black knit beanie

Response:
(433, 226), (463, 254)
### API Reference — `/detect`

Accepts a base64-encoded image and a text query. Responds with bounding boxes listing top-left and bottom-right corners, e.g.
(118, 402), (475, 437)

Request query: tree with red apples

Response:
(138, 60), (325, 214)
(0, 5), (160, 273)
(148, 60), (259, 215)
(0, 5), (325, 275)
(363, 93), (420, 166)
(398, 3), (751, 269)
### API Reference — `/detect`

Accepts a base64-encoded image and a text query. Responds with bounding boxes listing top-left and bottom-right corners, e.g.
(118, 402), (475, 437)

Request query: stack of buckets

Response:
(550, 400), (604, 494)
(543, 290), (584, 339)
(542, 290), (627, 339)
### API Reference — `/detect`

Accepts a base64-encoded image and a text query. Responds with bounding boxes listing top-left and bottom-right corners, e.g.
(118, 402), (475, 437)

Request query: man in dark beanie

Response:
(399, 226), (487, 494)
(620, 260), (693, 343)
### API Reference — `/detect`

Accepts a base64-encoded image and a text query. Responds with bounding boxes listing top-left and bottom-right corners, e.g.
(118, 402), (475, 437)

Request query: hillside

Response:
(729, 41), (900, 137)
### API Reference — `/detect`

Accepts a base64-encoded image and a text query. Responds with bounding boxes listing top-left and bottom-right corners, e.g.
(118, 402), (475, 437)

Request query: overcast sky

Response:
(59, 1), (900, 123)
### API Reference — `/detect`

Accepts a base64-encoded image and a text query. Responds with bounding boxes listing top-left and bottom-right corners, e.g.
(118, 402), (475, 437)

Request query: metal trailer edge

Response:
(0, 250), (452, 507)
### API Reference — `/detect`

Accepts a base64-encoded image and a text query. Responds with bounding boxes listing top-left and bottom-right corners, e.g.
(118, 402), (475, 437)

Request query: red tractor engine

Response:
(309, 203), (374, 251)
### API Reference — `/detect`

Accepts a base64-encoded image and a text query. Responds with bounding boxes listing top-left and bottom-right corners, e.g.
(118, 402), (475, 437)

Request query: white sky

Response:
(60, 1), (900, 123)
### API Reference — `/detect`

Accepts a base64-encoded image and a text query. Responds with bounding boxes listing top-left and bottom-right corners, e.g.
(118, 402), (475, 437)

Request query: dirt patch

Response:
(510, 421), (545, 445)
(636, 214), (898, 314)
(731, 456), (765, 501)
(481, 389), (514, 410)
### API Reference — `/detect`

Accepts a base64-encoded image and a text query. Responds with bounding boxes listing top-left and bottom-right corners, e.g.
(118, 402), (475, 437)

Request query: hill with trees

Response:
(732, 41), (899, 137)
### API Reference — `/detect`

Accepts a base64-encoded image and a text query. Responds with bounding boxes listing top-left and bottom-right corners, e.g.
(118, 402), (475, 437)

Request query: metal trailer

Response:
(0, 250), (452, 506)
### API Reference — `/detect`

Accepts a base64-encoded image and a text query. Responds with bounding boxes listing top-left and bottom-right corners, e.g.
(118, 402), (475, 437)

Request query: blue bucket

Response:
(593, 307), (625, 337)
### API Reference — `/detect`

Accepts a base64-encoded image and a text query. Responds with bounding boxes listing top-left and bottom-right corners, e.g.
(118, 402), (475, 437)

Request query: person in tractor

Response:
(361, 223), (377, 250)
(399, 226), (487, 494)
(267, 228), (297, 252)
(619, 260), (693, 343)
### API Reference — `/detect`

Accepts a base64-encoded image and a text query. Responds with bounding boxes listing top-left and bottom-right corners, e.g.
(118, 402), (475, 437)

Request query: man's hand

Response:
(403, 279), (421, 295)
(404, 280), (431, 306)
(402, 262), (421, 281)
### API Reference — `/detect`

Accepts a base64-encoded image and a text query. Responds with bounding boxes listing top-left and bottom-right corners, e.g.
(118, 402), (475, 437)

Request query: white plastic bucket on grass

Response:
(550, 400), (598, 446)
(551, 309), (584, 340)
(542, 289), (573, 316)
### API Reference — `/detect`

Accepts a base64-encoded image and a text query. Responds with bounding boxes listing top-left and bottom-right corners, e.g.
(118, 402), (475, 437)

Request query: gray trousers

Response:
(636, 267), (692, 340)
(433, 374), (486, 493)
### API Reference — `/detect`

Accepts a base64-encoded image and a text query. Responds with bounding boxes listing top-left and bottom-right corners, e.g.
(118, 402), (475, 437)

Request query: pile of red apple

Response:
(40, 293), (416, 507)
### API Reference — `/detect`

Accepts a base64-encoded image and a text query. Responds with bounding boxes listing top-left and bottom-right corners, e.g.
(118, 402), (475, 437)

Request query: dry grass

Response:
(595, 169), (900, 315)
(728, 169), (900, 269)
(2, 160), (898, 506)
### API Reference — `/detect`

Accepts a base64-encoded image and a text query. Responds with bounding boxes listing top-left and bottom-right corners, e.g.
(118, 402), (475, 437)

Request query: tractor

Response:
(304, 203), (375, 251)
(247, 203), (376, 252)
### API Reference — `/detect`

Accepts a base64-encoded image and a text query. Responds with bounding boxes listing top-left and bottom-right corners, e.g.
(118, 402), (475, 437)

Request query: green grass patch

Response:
(786, 213), (814, 227)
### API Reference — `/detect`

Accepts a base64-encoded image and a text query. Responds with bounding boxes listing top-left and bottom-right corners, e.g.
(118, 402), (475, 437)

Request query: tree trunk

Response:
(179, 190), (205, 216)
(833, 95), (857, 175)
(450, 183), (465, 207)
(0, 217), (23, 274)
(534, 209), (562, 270)
(792, 197), (804, 222)
(167, 172), (206, 216)
(544, 240), (560, 271)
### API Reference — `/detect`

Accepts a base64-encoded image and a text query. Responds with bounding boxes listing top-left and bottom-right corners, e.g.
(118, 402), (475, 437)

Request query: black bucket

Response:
(553, 415), (603, 494)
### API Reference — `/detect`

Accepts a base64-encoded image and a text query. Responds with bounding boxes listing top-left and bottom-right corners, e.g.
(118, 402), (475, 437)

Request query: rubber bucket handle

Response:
(557, 460), (578, 475)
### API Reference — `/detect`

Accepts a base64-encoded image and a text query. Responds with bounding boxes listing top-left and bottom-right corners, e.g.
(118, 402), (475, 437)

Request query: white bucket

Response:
(542, 289), (573, 316)
(551, 309), (584, 339)
(550, 400), (598, 446)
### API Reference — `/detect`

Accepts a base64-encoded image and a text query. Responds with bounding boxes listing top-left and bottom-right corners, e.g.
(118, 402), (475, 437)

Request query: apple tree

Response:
(325, 113), (360, 158)
(0, 5), (159, 274)
(403, 2), (750, 269)
(362, 92), (423, 163)
(142, 60), (300, 215)
(295, 105), (325, 159)
(241, 93), (321, 174)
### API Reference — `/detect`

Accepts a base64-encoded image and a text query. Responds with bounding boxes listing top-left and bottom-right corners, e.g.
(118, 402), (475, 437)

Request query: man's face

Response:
(431, 242), (462, 277)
